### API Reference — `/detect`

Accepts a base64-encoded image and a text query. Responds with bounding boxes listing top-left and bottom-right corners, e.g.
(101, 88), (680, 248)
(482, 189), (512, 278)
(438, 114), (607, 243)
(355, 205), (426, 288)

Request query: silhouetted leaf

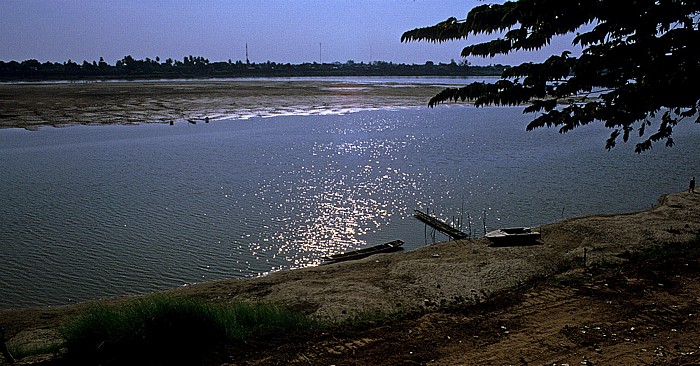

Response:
(404, 0), (700, 152)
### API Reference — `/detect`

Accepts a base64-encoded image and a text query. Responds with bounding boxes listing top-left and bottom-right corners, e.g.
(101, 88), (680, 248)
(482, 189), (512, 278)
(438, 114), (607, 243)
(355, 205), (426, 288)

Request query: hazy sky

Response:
(0, 0), (576, 65)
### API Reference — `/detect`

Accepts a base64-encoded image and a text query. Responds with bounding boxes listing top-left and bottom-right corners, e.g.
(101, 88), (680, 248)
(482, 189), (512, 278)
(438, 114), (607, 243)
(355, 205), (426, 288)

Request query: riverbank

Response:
(0, 79), (455, 130)
(1, 190), (698, 364)
(170, 190), (700, 320)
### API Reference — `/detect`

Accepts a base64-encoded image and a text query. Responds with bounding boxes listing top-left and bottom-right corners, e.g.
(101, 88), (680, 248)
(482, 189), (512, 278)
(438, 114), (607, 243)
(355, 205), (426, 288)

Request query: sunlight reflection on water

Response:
(254, 116), (419, 268)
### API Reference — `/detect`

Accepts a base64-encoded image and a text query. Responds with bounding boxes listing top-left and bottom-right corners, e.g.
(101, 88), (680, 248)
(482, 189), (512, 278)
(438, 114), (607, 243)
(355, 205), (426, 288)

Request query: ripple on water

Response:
(1, 107), (698, 308)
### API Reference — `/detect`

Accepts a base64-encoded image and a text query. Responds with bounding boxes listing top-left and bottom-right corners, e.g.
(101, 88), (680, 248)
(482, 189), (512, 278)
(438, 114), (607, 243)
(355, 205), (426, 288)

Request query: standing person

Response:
(690, 176), (696, 193)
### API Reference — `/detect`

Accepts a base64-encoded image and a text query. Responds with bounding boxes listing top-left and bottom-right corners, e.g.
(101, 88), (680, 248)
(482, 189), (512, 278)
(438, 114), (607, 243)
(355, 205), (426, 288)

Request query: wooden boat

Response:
(322, 240), (405, 264)
(485, 227), (541, 246)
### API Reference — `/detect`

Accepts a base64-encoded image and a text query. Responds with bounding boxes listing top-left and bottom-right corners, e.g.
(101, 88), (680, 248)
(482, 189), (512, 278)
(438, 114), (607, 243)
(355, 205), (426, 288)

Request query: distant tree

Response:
(81, 60), (93, 72)
(98, 57), (108, 70)
(402, 0), (700, 152)
(0, 55), (511, 81)
(64, 59), (80, 74)
(21, 59), (41, 69)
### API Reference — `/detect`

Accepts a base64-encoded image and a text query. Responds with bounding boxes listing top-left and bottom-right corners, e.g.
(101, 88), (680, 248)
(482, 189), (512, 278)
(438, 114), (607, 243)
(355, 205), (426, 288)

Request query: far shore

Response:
(0, 79), (459, 130)
(1, 190), (698, 359)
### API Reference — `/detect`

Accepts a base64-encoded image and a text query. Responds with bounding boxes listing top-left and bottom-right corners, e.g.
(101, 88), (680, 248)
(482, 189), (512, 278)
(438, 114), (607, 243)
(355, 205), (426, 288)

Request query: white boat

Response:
(485, 227), (541, 246)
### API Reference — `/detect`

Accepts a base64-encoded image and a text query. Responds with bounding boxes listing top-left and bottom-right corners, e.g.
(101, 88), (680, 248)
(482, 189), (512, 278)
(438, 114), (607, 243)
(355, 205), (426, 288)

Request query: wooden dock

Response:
(413, 210), (468, 240)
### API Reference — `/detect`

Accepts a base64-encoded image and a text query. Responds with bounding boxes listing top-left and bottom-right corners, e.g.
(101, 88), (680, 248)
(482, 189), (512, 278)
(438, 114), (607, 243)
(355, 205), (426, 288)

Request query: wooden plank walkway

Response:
(413, 210), (468, 240)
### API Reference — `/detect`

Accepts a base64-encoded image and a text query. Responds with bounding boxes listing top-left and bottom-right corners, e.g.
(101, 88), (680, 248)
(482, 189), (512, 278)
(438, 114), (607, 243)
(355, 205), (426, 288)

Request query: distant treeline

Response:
(0, 55), (507, 81)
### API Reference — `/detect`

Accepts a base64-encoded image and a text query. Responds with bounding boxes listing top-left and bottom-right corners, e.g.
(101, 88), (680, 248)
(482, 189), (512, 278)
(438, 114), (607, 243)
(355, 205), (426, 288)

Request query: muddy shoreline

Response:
(0, 80), (447, 130)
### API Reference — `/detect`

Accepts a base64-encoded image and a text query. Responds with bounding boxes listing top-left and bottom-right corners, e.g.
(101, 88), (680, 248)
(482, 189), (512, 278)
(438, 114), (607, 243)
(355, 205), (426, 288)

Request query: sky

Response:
(0, 0), (577, 66)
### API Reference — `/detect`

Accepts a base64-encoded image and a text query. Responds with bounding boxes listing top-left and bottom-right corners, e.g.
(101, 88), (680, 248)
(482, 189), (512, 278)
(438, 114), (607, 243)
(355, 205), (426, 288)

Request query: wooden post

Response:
(424, 219), (427, 245)
(467, 214), (472, 238)
(460, 193), (465, 232)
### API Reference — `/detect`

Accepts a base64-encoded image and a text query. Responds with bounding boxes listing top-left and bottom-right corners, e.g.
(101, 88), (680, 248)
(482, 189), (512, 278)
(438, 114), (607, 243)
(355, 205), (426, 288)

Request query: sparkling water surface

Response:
(1, 106), (698, 308)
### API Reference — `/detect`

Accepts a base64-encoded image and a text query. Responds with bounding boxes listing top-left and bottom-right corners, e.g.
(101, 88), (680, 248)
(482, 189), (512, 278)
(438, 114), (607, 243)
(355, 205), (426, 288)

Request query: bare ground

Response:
(1, 191), (699, 365)
(214, 242), (700, 366)
(0, 80), (443, 129)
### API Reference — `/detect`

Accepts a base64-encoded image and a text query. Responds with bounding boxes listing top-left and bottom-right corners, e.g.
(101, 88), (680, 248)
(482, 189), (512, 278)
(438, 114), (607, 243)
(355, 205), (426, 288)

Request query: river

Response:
(1, 102), (698, 308)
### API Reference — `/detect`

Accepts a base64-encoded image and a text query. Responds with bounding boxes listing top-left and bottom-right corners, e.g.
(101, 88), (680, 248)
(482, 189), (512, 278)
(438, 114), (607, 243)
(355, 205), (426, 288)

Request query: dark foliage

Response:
(0, 56), (505, 81)
(402, 0), (700, 152)
(61, 296), (316, 365)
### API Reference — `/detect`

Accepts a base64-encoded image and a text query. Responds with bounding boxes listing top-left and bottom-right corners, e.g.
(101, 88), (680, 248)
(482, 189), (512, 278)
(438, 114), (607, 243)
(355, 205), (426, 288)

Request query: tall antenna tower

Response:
(319, 43), (322, 64)
(246, 43), (250, 64)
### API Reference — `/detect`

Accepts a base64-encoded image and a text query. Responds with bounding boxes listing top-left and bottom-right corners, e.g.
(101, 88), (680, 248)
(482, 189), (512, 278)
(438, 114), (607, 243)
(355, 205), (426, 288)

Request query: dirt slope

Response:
(216, 244), (700, 365)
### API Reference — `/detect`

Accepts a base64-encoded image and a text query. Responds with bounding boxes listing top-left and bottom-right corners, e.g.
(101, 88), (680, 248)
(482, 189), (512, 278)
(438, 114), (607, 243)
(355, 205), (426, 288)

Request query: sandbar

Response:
(0, 80), (450, 129)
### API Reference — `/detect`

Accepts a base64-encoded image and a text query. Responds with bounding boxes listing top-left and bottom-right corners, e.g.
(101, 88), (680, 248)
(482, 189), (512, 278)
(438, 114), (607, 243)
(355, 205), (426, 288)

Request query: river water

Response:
(1, 104), (698, 308)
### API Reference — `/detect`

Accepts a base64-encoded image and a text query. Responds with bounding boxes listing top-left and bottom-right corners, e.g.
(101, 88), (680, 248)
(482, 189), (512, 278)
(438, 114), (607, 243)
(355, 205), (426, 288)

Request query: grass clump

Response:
(62, 295), (315, 365)
(8, 343), (63, 361)
(625, 235), (700, 263)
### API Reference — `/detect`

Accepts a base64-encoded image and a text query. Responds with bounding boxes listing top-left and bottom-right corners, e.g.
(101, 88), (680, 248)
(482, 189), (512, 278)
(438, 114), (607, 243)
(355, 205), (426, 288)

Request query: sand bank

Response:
(0, 80), (446, 129)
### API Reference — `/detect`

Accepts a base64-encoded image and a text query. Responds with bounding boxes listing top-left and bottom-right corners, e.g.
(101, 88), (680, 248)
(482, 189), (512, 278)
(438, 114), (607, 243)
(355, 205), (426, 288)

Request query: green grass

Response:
(62, 295), (316, 364)
(7, 342), (63, 360)
(625, 235), (700, 263)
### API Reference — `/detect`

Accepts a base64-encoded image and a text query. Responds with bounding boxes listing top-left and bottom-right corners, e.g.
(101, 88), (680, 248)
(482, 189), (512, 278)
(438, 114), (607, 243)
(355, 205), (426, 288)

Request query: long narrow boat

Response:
(485, 227), (541, 246)
(321, 240), (405, 264)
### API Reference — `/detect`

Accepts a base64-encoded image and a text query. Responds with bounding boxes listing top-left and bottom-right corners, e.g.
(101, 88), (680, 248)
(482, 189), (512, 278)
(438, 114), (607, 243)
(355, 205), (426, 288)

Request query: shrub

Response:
(62, 295), (314, 365)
